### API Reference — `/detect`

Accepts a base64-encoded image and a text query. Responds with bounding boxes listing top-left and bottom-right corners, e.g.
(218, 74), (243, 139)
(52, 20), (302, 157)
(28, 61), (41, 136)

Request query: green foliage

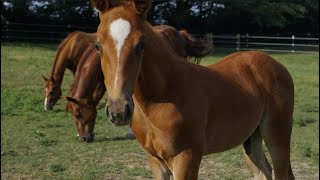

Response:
(1, 0), (318, 34)
(1, 43), (319, 179)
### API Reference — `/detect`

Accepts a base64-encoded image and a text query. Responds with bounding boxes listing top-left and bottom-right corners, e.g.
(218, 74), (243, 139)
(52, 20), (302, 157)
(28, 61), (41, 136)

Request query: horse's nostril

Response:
(105, 106), (110, 117)
(87, 135), (94, 143)
(81, 136), (86, 142)
(110, 113), (116, 122)
(124, 104), (131, 120)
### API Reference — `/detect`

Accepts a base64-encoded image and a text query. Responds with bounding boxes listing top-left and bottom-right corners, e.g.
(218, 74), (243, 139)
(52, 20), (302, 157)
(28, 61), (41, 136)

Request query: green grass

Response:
(1, 42), (319, 179)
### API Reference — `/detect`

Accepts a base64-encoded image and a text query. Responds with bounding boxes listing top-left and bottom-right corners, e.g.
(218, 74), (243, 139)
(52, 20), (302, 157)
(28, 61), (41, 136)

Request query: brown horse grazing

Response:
(61, 43), (104, 142)
(92, 0), (295, 179)
(43, 31), (96, 111)
(59, 27), (211, 142)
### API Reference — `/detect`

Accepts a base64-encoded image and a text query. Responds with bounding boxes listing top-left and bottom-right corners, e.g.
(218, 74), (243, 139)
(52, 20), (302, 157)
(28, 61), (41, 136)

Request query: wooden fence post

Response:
(246, 33), (249, 48)
(292, 35), (295, 53)
(237, 33), (241, 51)
(206, 33), (213, 46)
(6, 21), (9, 41)
(68, 24), (71, 33)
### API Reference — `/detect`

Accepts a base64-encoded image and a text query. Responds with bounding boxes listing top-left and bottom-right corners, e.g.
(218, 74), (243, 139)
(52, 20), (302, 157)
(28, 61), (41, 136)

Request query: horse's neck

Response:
(74, 72), (95, 97)
(50, 46), (69, 86)
(133, 25), (185, 111)
(74, 60), (105, 105)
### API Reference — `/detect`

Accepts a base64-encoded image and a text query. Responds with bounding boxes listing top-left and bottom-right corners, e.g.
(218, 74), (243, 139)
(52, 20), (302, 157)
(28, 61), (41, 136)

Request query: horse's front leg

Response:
(172, 148), (203, 180)
(148, 155), (173, 180)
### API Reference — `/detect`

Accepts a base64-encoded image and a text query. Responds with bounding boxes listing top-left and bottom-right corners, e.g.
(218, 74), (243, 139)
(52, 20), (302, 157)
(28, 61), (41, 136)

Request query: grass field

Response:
(1, 42), (319, 179)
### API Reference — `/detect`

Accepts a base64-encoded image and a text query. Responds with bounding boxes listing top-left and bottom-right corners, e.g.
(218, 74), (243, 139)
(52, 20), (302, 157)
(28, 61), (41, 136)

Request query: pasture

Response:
(1, 42), (319, 179)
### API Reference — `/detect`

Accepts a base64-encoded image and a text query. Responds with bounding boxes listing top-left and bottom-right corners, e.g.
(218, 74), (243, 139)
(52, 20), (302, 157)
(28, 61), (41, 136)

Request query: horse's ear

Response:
(78, 98), (96, 106)
(91, 0), (110, 13)
(134, 0), (152, 18)
(42, 75), (49, 82)
(61, 96), (80, 105)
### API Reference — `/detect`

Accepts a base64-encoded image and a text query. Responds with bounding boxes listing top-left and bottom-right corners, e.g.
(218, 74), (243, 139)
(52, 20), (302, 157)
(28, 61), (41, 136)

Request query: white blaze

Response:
(109, 18), (131, 59)
(44, 97), (48, 110)
(44, 87), (48, 110)
(109, 18), (131, 90)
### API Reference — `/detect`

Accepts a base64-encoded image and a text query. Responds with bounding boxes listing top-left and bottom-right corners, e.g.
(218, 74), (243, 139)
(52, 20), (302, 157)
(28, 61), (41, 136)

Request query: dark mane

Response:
(70, 43), (96, 96)
(154, 25), (213, 65)
(179, 30), (214, 64)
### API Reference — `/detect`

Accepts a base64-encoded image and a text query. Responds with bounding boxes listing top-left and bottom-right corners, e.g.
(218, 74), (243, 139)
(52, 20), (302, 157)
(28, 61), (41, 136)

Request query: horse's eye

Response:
(94, 42), (101, 52)
(135, 41), (145, 54)
(49, 91), (54, 95)
(75, 110), (82, 119)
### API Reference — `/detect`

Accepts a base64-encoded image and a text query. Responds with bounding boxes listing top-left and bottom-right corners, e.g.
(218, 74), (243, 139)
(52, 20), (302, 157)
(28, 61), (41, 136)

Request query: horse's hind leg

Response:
(260, 112), (295, 180)
(243, 128), (272, 180)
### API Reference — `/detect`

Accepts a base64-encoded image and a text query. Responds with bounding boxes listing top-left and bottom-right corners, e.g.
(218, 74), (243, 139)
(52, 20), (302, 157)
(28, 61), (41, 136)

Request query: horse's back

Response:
(203, 51), (294, 154)
(209, 50), (294, 117)
(58, 31), (97, 71)
(209, 51), (293, 96)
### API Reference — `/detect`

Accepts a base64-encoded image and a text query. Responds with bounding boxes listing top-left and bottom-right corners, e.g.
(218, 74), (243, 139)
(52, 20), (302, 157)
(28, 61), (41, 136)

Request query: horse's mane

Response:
(179, 30), (213, 64)
(154, 25), (213, 65)
(50, 31), (81, 77)
(70, 43), (96, 96)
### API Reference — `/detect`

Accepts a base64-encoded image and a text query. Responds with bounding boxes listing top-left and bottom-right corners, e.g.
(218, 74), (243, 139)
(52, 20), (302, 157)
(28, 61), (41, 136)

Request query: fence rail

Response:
(202, 33), (319, 53)
(1, 23), (319, 53)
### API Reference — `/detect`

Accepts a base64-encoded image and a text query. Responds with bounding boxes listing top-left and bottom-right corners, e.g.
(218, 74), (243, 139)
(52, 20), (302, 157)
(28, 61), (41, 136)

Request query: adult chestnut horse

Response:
(43, 31), (96, 110)
(92, 0), (295, 179)
(61, 28), (212, 142)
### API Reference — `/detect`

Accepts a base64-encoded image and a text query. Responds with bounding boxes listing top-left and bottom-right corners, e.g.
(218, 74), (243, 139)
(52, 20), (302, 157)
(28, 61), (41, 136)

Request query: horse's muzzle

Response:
(44, 99), (54, 111)
(79, 133), (94, 143)
(105, 98), (133, 126)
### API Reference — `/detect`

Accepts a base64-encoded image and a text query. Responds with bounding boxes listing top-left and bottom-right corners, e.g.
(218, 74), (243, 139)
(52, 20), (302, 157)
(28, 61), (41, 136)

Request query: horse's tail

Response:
(180, 30), (214, 64)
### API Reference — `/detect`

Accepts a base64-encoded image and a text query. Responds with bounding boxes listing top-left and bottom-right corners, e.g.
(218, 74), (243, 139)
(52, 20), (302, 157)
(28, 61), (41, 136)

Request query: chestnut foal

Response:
(92, 0), (295, 179)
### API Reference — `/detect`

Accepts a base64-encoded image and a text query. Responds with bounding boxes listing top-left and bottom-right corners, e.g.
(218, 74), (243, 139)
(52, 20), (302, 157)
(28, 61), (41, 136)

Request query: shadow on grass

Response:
(94, 135), (136, 142)
(51, 109), (67, 113)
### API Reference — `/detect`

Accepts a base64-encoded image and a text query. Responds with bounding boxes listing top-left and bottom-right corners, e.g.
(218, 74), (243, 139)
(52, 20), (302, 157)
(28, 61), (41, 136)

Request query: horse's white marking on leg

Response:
(109, 18), (131, 89)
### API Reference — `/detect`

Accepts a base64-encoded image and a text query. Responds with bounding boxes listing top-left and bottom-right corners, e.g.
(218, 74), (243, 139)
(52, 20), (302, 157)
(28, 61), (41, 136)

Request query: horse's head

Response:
(42, 75), (62, 111)
(63, 96), (96, 142)
(92, 0), (151, 126)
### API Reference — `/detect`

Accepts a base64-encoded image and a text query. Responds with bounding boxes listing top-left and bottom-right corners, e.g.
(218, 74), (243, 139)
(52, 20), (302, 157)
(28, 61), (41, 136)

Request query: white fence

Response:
(1, 23), (319, 53)
(200, 33), (319, 53)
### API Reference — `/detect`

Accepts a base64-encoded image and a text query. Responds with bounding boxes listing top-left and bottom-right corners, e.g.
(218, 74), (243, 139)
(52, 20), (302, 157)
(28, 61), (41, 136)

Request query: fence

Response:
(1, 22), (319, 53)
(1, 22), (97, 42)
(201, 33), (319, 53)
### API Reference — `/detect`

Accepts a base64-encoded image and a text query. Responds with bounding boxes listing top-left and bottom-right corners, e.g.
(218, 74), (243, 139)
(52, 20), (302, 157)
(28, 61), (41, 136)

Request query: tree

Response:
(1, 0), (318, 34)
